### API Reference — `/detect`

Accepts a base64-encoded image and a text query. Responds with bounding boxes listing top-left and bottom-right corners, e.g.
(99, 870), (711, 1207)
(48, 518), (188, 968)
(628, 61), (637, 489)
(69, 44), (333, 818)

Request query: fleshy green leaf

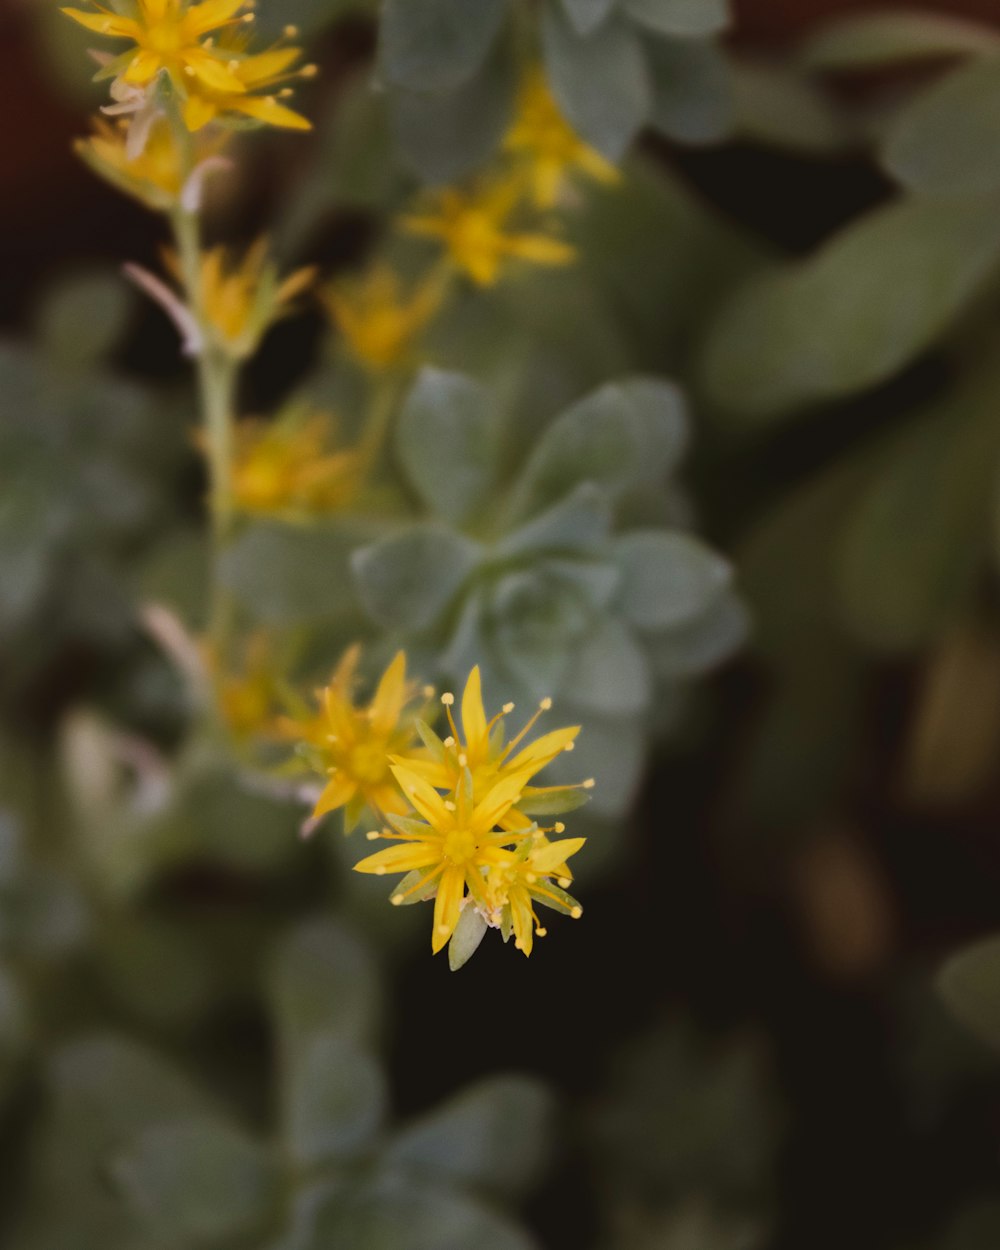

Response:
(284, 1032), (388, 1166)
(511, 377), (688, 518)
(448, 906), (489, 971)
(799, 11), (1000, 71)
(645, 589), (749, 679)
(730, 59), (848, 154)
(645, 36), (734, 144)
(266, 917), (381, 1052)
(389, 30), (516, 183)
(380, 0), (507, 92)
(352, 523), (481, 630)
(938, 933), (1000, 1049)
(396, 369), (498, 524)
(615, 530), (732, 631)
(109, 1117), (279, 1245)
(559, 616), (651, 714)
(701, 192), (1000, 421)
(383, 1075), (555, 1199)
(882, 57), (1000, 197)
(499, 483), (612, 556)
(541, 3), (652, 160)
(623, 0), (730, 39)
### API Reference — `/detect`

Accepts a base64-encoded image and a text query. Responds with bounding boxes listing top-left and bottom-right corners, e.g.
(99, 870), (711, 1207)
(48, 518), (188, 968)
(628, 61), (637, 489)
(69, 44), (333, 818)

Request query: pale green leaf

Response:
(560, 0), (615, 36)
(284, 1032), (387, 1166)
(623, 0), (730, 39)
(645, 36), (734, 144)
(800, 11), (1000, 71)
(380, 0), (507, 92)
(615, 530), (732, 631)
(448, 906), (488, 971)
(351, 523), (481, 630)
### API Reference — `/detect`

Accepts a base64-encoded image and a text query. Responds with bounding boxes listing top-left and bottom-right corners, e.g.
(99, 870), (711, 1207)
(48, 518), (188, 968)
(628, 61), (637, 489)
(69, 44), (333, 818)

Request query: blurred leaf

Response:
(379, 0), (507, 92)
(314, 1177), (538, 1250)
(730, 59), (848, 153)
(253, 0), (372, 37)
(499, 483), (612, 556)
(615, 530), (732, 632)
(0, 967), (29, 1102)
(645, 36), (734, 145)
(384, 1075), (555, 1200)
(448, 906), (488, 971)
(544, 709), (646, 816)
(938, 934), (1000, 1050)
(388, 33), (516, 183)
(623, 0), (730, 38)
(284, 1032), (387, 1166)
(836, 368), (1000, 652)
(542, 3), (652, 160)
(510, 377), (688, 519)
(560, 0), (615, 37)
(799, 12), (1000, 71)
(267, 917), (382, 1054)
(560, 616), (651, 714)
(645, 589), (749, 680)
(109, 1117), (279, 1245)
(35, 270), (132, 368)
(222, 520), (379, 624)
(352, 523), (481, 630)
(701, 193), (1000, 421)
(396, 370), (498, 525)
(882, 57), (1000, 197)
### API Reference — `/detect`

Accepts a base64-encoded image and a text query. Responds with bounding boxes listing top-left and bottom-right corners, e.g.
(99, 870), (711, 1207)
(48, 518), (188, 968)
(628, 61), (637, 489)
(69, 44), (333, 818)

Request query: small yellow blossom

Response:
(63, 0), (252, 94)
(228, 409), (358, 517)
(483, 833), (586, 956)
(295, 648), (427, 832)
(181, 43), (315, 132)
(355, 763), (543, 953)
(172, 240), (314, 358)
(401, 666), (590, 831)
(75, 114), (223, 210)
(504, 70), (620, 209)
(401, 179), (575, 286)
(322, 263), (447, 370)
(207, 631), (286, 739)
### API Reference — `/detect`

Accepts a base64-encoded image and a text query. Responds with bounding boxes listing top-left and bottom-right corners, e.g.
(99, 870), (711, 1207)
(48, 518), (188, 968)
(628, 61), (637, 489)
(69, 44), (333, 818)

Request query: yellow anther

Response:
(423, 685), (435, 698)
(284, 23), (299, 36)
(443, 736), (455, 748)
(366, 830), (380, 841)
(502, 702), (515, 714)
(458, 753), (468, 767)
(558, 876), (571, 888)
(536, 927), (547, 937)
(391, 894), (404, 906)
(582, 777), (595, 788)
(554, 822), (565, 833)
(539, 697), (553, 711)
(564, 742), (575, 752)
(571, 906), (583, 919)
(441, 692), (455, 706)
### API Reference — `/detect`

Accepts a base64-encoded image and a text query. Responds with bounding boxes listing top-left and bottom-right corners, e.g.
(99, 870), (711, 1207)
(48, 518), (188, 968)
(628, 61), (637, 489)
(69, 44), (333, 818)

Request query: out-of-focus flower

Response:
(294, 649), (429, 831)
(401, 180), (575, 286)
(209, 631), (286, 739)
(75, 114), (224, 211)
(227, 408), (359, 516)
(504, 70), (620, 209)
(322, 263), (446, 370)
(401, 667), (590, 831)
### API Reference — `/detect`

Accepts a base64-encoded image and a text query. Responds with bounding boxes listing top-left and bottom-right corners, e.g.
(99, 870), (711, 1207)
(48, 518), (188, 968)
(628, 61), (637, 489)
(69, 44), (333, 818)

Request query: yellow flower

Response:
(401, 179), (575, 286)
(399, 666), (592, 831)
(322, 263), (447, 371)
(483, 833), (585, 956)
(75, 114), (222, 210)
(296, 648), (428, 831)
(181, 42), (315, 132)
(355, 763), (543, 953)
(63, 0), (252, 94)
(207, 631), (286, 739)
(228, 409), (358, 517)
(504, 70), (620, 209)
(173, 240), (314, 358)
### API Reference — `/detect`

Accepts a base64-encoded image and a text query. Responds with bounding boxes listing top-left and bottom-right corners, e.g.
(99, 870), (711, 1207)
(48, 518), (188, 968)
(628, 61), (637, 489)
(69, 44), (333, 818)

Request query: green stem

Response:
(170, 203), (238, 664)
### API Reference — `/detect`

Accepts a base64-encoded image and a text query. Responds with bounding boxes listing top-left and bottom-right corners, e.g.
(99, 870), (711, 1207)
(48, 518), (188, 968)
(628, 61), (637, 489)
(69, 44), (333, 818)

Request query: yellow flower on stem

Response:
(322, 263), (447, 371)
(355, 763), (543, 954)
(401, 179), (575, 286)
(296, 648), (429, 832)
(484, 832), (586, 956)
(504, 70), (620, 209)
(399, 666), (593, 831)
(181, 40), (316, 132)
(63, 0), (253, 94)
(227, 408), (359, 517)
(206, 630), (286, 740)
(75, 114), (225, 211)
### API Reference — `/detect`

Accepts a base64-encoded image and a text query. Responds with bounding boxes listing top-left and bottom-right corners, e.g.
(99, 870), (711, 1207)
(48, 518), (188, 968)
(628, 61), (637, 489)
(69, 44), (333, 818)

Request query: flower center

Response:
(443, 827), (478, 866)
(347, 739), (389, 785)
(145, 21), (184, 55)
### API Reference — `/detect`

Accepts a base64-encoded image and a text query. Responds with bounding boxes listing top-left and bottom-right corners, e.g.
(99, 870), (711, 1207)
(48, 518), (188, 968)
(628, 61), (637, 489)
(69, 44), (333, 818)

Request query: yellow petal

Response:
(390, 762), (452, 830)
(471, 767), (535, 832)
(183, 92), (217, 131)
(312, 772), (356, 819)
(235, 47), (301, 85)
(460, 666), (489, 753)
(506, 725), (580, 775)
(122, 48), (164, 84)
(432, 866), (465, 953)
(184, 48), (247, 93)
(503, 233), (575, 267)
(231, 95), (312, 131)
(186, 0), (246, 36)
(509, 889), (535, 956)
(529, 837), (586, 874)
(61, 8), (139, 38)
(354, 843), (440, 876)
(369, 651), (407, 735)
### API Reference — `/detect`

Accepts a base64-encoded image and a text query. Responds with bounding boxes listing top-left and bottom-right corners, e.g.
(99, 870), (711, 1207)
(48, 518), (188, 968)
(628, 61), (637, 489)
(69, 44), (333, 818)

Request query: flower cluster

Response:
(291, 657), (591, 966)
